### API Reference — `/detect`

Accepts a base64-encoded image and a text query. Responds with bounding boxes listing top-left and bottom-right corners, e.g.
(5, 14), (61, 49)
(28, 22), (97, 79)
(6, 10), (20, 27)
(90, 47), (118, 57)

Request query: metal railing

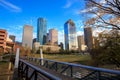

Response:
(18, 59), (61, 80)
(28, 57), (120, 80)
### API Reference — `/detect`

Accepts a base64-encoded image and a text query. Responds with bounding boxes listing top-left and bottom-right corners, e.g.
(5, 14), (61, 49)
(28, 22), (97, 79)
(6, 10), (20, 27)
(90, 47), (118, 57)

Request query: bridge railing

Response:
(27, 57), (120, 80)
(18, 59), (61, 80)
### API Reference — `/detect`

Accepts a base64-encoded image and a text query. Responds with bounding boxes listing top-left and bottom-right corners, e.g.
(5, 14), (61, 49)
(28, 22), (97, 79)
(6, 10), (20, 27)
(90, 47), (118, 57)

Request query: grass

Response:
(0, 61), (9, 73)
(28, 53), (91, 65)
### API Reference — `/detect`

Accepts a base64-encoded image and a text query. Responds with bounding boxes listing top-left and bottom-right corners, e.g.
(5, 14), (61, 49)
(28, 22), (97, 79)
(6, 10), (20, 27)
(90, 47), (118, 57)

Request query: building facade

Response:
(84, 27), (93, 50)
(49, 29), (58, 45)
(0, 29), (15, 54)
(77, 35), (86, 51)
(37, 18), (47, 45)
(64, 19), (78, 50)
(0, 29), (7, 53)
(9, 35), (16, 42)
(22, 25), (33, 49)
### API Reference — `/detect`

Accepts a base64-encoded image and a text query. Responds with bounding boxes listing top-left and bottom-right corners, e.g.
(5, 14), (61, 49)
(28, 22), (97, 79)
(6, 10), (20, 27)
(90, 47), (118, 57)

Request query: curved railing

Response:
(19, 59), (61, 80)
(28, 57), (120, 80)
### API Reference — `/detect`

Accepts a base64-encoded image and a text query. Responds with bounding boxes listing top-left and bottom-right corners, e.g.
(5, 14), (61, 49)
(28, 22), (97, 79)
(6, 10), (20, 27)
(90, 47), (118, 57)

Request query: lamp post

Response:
(40, 46), (43, 65)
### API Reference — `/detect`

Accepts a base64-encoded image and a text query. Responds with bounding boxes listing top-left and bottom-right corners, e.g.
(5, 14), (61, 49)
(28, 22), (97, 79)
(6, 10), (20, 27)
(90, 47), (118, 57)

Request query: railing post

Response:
(40, 46), (44, 65)
(96, 71), (101, 80)
(55, 62), (58, 71)
(34, 70), (37, 80)
(12, 48), (20, 80)
(25, 65), (28, 80)
(70, 66), (73, 77)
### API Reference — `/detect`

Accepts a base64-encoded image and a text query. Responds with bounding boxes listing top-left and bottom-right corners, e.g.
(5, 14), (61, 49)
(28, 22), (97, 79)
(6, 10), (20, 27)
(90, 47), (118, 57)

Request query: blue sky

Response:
(0, 0), (86, 44)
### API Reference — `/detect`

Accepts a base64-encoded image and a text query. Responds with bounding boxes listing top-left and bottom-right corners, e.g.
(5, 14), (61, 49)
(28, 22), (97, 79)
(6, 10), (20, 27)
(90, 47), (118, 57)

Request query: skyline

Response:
(0, 0), (92, 44)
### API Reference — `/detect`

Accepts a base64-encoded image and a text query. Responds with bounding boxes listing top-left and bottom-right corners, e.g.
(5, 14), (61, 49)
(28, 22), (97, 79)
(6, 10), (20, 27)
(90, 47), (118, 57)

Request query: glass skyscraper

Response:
(37, 18), (47, 45)
(64, 19), (78, 50)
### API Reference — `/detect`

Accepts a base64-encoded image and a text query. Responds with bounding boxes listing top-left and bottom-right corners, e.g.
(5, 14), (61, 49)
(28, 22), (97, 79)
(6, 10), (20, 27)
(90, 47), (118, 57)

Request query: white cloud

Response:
(33, 32), (36, 39)
(63, 0), (72, 8)
(0, 0), (21, 12)
(58, 30), (64, 44)
(77, 31), (84, 36)
(75, 20), (84, 29)
(63, 0), (80, 9)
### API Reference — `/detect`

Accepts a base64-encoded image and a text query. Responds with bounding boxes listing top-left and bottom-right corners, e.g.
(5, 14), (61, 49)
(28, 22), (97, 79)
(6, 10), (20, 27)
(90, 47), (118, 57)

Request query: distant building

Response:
(46, 33), (49, 43)
(0, 29), (7, 53)
(15, 41), (22, 46)
(33, 42), (40, 51)
(77, 35), (86, 51)
(64, 19), (78, 50)
(37, 18), (47, 45)
(49, 29), (58, 45)
(84, 27), (93, 50)
(22, 25), (33, 49)
(42, 45), (60, 52)
(9, 35), (15, 42)
(32, 38), (37, 48)
(59, 42), (64, 50)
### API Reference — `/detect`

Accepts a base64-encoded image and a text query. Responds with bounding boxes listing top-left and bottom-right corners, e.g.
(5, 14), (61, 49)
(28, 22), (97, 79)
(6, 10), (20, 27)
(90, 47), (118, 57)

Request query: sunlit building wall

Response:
(22, 25), (33, 49)
(49, 29), (58, 45)
(84, 27), (93, 50)
(64, 19), (78, 50)
(37, 18), (47, 45)
(77, 35), (86, 51)
(0, 29), (7, 53)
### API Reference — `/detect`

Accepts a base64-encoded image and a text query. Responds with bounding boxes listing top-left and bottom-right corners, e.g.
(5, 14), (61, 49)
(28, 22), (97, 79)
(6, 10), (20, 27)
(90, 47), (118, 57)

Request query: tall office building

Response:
(22, 25), (33, 49)
(77, 35), (85, 51)
(37, 18), (47, 45)
(49, 29), (58, 45)
(9, 35), (15, 42)
(84, 27), (93, 50)
(46, 33), (49, 43)
(64, 19), (78, 50)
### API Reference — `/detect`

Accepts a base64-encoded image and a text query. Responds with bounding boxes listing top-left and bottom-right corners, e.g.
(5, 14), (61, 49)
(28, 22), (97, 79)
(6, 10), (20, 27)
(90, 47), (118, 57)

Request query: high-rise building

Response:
(22, 25), (33, 49)
(0, 29), (7, 53)
(64, 19), (78, 50)
(49, 29), (58, 45)
(9, 35), (15, 42)
(37, 18), (47, 45)
(59, 42), (64, 50)
(84, 27), (93, 50)
(46, 33), (49, 43)
(77, 35), (86, 51)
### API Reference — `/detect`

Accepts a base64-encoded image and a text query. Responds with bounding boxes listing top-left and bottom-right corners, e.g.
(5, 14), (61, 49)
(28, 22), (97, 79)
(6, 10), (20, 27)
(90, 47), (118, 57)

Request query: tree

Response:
(90, 30), (120, 67)
(84, 0), (120, 30)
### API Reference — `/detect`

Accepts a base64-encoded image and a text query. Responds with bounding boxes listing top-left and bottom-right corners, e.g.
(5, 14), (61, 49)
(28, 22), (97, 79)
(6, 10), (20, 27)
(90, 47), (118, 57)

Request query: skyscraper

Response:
(77, 35), (85, 51)
(37, 18), (47, 45)
(22, 25), (33, 49)
(84, 27), (93, 50)
(64, 19), (78, 50)
(49, 29), (58, 45)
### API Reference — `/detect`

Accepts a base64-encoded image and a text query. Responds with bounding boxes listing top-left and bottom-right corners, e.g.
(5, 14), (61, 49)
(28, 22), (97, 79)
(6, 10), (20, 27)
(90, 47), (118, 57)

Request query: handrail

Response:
(20, 59), (61, 80)
(32, 58), (120, 75)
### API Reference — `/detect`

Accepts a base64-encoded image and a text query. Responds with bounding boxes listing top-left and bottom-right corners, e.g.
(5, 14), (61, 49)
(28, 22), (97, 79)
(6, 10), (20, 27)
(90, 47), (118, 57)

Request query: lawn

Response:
(29, 53), (91, 65)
